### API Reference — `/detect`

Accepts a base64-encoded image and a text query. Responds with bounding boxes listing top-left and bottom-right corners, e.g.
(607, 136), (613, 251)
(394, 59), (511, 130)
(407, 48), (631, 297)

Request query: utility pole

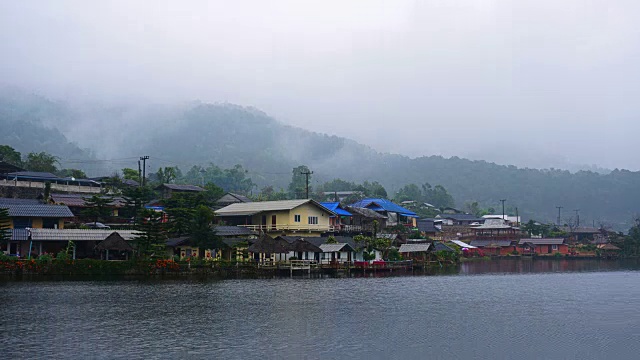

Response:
(500, 199), (506, 220)
(140, 156), (149, 186)
(515, 207), (519, 227)
(300, 169), (313, 199)
(574, 209), (580, 227)
(556, 206), (563, 225)
(138, 160), (142, 187)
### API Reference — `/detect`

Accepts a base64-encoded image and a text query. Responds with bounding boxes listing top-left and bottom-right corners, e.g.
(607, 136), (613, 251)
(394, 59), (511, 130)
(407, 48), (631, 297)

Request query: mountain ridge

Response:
(0, 91), (638, 230)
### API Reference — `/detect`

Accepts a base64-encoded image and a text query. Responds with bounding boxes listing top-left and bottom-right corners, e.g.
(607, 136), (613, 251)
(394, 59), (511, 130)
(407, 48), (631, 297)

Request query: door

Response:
(261, 215), (267, 231)
(271, 215), (277, 230)
(548, 245), (553, 254)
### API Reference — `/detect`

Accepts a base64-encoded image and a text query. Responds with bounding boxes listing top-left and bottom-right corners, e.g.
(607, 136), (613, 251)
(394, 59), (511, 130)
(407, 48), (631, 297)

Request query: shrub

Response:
(56, 251), (71, 260)
(554, 252), (563, 258)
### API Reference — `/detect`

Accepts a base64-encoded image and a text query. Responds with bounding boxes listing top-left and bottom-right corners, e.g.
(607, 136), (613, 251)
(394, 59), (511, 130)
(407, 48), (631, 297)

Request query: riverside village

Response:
(0, 151), (634, 277)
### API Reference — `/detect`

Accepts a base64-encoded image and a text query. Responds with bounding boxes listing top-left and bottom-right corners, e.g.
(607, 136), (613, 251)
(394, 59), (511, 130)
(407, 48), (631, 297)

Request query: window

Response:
(552, 244), (558, 250)
(308, 216), (318, 225)
(12, 218), (32, 229)
(294, 215), (301, 223)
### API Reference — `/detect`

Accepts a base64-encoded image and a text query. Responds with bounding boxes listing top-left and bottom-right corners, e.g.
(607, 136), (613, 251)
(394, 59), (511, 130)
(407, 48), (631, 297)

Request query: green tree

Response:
(422, 183), (454, 209)
(82, 194), (114, 225)
(121, 168), (140, 181)
(289, 165), (311, 199)
(189, 205), (222, 258)
(0, 207), (11, 249)
(57, 168), (87, 179)
(155, 166), (179, 184)
(23, 152), (59, 173)
(133, 209), (167, 258)
(121, 186), (155, 221)
(203, 182), (225, 203)
(395, 183), (422, 202)
(162, 193), (204, 237)
(363, 181), (388, 198)
(0, 145), (22, 166)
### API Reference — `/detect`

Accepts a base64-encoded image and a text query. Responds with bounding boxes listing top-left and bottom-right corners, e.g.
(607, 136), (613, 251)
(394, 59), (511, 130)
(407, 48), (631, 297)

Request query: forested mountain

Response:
(0, 91), (638, 230)
(0, 90), (93, 165)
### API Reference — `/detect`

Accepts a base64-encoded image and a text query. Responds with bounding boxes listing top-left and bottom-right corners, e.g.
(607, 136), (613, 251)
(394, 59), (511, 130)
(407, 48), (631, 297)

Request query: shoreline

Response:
(1, 257), (638, 281)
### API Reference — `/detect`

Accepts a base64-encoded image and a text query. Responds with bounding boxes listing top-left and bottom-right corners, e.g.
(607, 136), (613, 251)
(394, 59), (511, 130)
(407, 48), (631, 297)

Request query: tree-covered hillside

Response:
(0, 90), (93, 165)
(1, 91), (638, 230)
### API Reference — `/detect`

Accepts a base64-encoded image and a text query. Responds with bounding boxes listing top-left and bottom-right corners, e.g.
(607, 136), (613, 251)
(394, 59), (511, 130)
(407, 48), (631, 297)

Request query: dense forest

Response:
(1, 90), (639, 230)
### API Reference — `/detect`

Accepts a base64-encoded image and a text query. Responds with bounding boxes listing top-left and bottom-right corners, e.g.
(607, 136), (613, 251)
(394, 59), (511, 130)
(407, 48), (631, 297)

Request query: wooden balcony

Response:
(238, 224), (335, 233)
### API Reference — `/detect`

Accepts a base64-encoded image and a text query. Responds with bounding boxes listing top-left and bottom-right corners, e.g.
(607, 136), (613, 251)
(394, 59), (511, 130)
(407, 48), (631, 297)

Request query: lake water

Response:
(2, 259), (640, 359)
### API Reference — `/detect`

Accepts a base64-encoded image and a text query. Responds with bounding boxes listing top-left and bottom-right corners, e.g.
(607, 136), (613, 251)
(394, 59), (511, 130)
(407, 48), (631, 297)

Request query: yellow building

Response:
(0, 198), (73, 230)
(1, 197), (75, 256)
(214, 199), (336, 236)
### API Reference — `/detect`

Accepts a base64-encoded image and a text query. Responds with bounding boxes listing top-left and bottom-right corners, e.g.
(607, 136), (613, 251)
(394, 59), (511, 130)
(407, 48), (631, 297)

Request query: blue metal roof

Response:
(348, 198), (417, 217)
(319, 202), (352, 216)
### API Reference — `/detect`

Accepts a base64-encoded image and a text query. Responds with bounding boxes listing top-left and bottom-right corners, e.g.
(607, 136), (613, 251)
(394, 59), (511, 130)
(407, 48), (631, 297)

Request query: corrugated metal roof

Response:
(319, 243), (354, 252)
(348, 198), (417, 217)
(450, 240), (477, 249)
(518, 238), (565, 245)
(215, 199), (335, 217)
(6, 171), (60, 179)
(399, 243), (431, 253)
(470, 239), (514, 247)
(28, 229), (139, 242)
(319, 202), (352, 216)
(437, 214), (485, 222)
(471, 219), (513, 229)
(159, 184), (204, 192)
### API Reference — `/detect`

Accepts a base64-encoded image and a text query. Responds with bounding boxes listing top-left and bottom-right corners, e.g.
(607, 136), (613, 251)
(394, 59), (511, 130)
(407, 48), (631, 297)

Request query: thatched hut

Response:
(96, 232), (133, 260)
(247, 234), (290, 262)
(288, 239), (322, 261)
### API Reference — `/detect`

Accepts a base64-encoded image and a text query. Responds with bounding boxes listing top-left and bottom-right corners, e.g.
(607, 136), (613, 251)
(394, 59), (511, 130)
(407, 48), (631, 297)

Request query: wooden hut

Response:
(96, 232), (133, 260)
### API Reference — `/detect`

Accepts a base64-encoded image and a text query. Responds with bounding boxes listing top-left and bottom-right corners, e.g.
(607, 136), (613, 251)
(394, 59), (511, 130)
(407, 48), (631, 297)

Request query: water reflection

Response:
(2, 260), (640, 359)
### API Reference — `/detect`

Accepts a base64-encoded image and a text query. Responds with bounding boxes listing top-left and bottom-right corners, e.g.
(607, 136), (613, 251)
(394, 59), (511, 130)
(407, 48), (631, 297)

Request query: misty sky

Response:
(1, 1), (639, 170)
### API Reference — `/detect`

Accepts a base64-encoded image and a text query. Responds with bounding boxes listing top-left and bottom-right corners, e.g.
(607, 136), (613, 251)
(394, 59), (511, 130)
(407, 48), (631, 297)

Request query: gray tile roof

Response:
(214, 226), (256, 236)
(0, 198), (74, 218)
(399, 243), (431, 253)
(518, 238), (565, 245)
(0, 198), (41, 205)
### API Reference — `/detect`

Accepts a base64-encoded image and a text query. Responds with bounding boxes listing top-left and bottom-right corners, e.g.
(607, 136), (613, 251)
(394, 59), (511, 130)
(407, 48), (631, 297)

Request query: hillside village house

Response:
(348, 198), (418, 227)
(214, 199), (336, 236)
(1, 171), (102, 194)
(0, 198), (73, 230)
(436, 213), (485, 226)
(8, 228), (138, 259)
(518, 238), (569, 255)
(215, 192), (252, 209)
(50, 193), (126, 221)
(166, 225), (257, 260)
(319, 202), (352, 232)
(156, 183), (204, 199)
